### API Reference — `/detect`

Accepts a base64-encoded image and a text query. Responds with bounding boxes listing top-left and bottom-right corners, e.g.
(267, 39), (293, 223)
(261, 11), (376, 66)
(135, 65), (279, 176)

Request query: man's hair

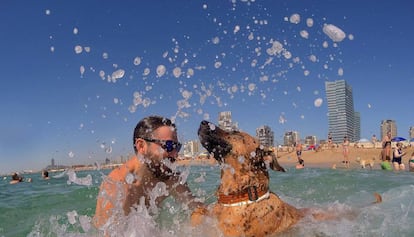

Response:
(133, 115), (176, 153)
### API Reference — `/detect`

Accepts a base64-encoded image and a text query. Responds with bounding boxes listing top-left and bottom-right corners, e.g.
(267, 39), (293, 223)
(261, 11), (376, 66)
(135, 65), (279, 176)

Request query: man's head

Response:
(133, 116), (182, 177)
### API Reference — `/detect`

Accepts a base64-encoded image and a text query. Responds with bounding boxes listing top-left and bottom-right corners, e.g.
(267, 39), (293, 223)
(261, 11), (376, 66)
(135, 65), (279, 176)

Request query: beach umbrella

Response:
(391, 136), (406, 142)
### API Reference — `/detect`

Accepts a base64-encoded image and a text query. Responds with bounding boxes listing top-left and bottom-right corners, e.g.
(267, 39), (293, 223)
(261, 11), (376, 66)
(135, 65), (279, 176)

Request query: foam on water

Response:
(66, 169), (93, 186)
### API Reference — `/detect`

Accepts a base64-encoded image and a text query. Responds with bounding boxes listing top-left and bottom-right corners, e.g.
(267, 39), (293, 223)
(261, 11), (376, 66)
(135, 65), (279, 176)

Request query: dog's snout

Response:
(199, 120), (215, 133)
(198, 120), (210, 135)
(198, 120), (232, 162)
(200, 120), (209, 126)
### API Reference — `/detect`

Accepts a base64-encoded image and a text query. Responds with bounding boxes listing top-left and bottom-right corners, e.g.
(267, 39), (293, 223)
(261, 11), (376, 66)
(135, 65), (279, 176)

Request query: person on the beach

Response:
(327, 133), (333, 149)
(381, 142), (392, 161)
(94, 115), (203, 230)
(342, 136), (350, 168)
(371, 134), (377, 144)
(381, 131), (392, 161)
(295, 141), (304, 169)
(380, 141), (393, 170)
(392, 142), (406, 171)
(408, 151), (414, 172)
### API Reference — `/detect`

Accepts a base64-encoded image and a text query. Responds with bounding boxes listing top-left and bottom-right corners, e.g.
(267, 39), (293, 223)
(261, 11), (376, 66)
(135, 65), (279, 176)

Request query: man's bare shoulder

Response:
(108, 156), (142, 181)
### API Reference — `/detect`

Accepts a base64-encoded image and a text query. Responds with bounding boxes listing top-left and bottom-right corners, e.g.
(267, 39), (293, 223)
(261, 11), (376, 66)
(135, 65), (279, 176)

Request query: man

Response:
(94, 115), (202, 230)
(327, 133), (333, 149)
(381, 131), (392, 161)
(295, 141), (304, 169)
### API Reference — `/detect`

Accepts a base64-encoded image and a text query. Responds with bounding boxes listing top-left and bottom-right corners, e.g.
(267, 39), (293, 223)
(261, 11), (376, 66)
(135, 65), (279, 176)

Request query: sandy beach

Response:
(278, 146), (414, 170)
(177, 146), (414, 170)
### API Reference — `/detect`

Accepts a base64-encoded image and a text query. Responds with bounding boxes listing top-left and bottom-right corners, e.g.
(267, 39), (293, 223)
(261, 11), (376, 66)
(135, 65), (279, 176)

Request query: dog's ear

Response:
(268, 152), (286, 172)
(256, 147), (286, 172)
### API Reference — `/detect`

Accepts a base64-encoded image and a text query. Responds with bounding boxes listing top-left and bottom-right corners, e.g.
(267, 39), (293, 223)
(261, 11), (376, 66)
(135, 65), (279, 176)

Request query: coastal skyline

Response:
(1, 0), (413, 174)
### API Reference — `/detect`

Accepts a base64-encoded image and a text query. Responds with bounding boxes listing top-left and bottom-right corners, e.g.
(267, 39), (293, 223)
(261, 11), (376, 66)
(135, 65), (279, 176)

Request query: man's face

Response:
(144, 126), (180, 176)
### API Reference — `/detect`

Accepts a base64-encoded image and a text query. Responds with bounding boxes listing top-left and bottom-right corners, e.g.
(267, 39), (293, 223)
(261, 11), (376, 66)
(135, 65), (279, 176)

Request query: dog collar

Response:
(218, 186), (270, 207)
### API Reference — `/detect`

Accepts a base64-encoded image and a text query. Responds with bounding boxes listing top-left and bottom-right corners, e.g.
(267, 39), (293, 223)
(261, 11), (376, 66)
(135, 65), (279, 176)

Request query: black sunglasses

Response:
(140, 138), (182, 153)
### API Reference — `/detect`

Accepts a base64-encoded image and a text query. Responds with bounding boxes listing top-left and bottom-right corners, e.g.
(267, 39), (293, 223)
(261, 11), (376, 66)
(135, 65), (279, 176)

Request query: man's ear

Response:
(135, 138), (147, 153)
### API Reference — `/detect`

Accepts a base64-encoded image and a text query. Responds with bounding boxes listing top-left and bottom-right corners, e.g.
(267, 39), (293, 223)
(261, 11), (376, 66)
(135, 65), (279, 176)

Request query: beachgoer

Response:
(93, 115), (203, 229)
(11, 172), (22, 181)
(380, 138), (393, 171)
(380, 141), (392, 162)
(42, 170), (50, 180)
(327, 133), (333, 149)
(342, 136), (350, 168)
(295, 141), (304, 169)
(408, 151), (414, 172)
(10, 172), (24, 184)
(371, 134), (377, 143)
(380, 142), (393, 170)
(392, 142), (406, 171)
(381, 131), (392, 161)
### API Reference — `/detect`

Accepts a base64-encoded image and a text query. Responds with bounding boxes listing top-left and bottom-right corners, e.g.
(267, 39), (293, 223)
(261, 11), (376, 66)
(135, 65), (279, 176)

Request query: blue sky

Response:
(1, 0), (413, 174)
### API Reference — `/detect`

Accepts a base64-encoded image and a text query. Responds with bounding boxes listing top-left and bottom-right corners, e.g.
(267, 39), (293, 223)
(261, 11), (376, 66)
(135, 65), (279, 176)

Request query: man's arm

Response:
(170, 181), (203, 209)
(93, 167), (129, 228)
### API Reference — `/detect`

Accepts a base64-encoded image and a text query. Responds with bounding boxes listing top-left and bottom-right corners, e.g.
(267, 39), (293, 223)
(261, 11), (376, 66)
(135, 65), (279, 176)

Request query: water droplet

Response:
(74, 45), (82, 54)
(306, 18), (314, 27)
(323, 24), (346, 42)
(133, 56), (142, 66)
(156, 65), (166, 77)
(314, 98), (323, 107)
(289, 13), (301, 24)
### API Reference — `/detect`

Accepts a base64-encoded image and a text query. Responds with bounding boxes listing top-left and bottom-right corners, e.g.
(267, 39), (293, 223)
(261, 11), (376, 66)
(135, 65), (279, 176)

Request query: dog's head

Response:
(198, 120), (285, 172)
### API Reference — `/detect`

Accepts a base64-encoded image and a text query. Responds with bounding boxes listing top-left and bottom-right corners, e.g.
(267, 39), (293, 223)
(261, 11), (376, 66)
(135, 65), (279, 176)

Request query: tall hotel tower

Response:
(380, 119), (397, 140)
(325, 80), (359, 143)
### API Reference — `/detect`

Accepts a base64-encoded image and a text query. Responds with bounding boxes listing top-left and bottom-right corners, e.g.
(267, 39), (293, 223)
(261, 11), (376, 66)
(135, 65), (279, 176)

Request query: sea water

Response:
(1, 166), (413, 237)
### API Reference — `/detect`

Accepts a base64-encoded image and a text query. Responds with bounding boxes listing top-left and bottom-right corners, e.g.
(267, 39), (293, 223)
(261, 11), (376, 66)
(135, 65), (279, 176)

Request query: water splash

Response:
(66, 169), (93, 186)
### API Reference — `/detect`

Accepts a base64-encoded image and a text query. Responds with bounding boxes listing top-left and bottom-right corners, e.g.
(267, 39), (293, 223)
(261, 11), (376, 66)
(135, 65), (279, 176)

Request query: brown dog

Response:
(192, 120), (381, 236)
(356, 156), (375, 169)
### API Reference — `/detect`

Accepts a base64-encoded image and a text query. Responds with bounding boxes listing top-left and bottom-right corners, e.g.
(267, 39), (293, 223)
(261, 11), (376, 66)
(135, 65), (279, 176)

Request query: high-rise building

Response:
(409, 126), (414, 140)
(283, 131), (299, 146)
(218, 111), (238, 131)
(304, 135), (317, 146)
(256, 125), (274, 147)
(354, 112), (361, 142)
(380, 120), (397, 140)
(183, 140), (200, 157)
(325, 80), (360, 143)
